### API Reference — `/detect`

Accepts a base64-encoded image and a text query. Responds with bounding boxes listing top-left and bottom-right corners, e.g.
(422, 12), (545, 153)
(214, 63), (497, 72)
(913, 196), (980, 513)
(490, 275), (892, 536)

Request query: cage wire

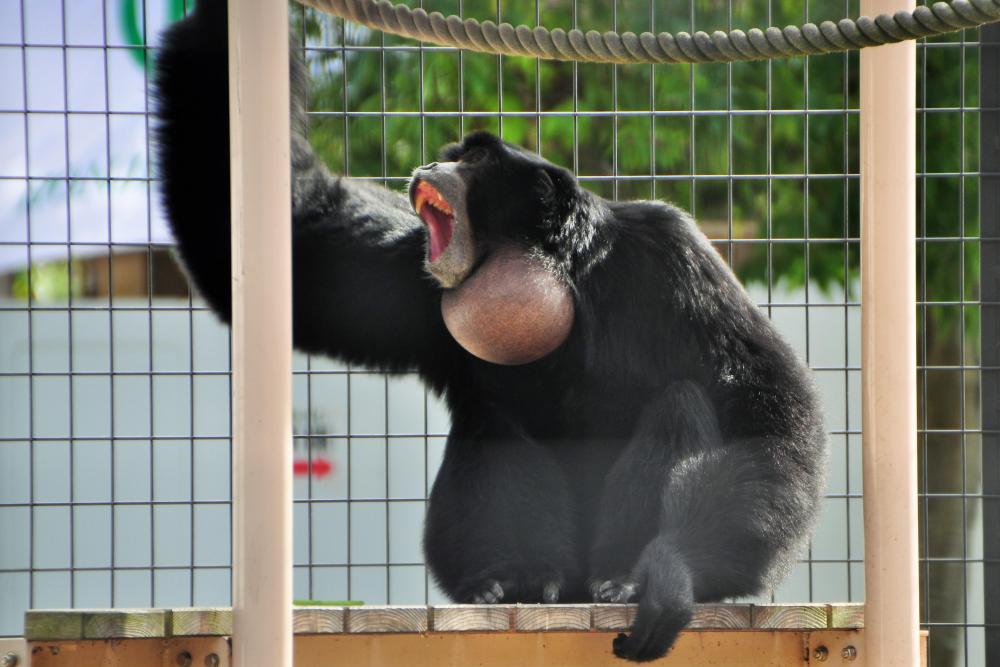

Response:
(0, 1), (992, 666)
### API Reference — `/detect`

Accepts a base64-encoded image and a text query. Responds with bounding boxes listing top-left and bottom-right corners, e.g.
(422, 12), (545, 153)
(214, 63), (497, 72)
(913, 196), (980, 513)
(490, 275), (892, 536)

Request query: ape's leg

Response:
(425, 416), (581, 604)
(588, 380), (721, 602)
(592, 381), (817, 662)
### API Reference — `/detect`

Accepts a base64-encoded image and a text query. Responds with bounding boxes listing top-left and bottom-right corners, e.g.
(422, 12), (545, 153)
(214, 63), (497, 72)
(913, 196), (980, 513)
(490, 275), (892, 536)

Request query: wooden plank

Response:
(171, 608), (233, 636)
(587, 604), (754, 632)
(431, 605), (512, 632)
(751, 604), (827, 629)
(293, 607), (347, 634)
(829, 603), (865, 629)
(807, 630), (866, 666)
(688, 604), (752, 629)
(828, 603), (863, 629)
(22, 603), (859, 640)
(294, 630), (828, 666)
(24, 611), (84, 641)
(28, 638), (230, 667)
(590, 605), (634, 631)
(82, 609), (167, 639)
(27, 630), (927, 667)
(25, 604), (852, 640)
(347, 606), (428, 633)
(514, 605), (591, 632)
(0, 638), (27, 667)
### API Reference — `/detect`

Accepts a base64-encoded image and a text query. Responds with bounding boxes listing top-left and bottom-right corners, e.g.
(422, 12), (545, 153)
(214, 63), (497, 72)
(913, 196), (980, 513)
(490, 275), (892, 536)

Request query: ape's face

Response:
(408, 131), (575, 288)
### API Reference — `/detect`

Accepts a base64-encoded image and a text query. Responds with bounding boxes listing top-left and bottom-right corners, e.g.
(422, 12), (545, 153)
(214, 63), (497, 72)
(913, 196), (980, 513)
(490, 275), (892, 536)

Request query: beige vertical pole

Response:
(228, 0), (293, 666)
(860, 1), (919, 666)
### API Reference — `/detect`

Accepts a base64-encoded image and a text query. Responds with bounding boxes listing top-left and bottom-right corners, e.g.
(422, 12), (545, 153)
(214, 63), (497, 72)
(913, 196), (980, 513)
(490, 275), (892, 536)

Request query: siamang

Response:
(155, 1), (826, 661)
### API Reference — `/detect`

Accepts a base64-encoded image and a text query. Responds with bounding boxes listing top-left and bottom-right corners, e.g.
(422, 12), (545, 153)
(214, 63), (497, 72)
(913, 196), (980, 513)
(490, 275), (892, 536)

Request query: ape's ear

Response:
(536, 166), (578, 227)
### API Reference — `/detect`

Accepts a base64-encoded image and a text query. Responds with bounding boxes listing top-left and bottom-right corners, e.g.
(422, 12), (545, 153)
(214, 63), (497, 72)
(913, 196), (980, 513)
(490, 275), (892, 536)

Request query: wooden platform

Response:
(22, 603), (925, 666)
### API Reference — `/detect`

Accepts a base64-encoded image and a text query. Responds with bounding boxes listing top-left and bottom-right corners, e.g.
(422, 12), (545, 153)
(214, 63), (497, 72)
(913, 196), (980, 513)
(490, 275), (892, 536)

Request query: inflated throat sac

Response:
(440, 244), (575, 365)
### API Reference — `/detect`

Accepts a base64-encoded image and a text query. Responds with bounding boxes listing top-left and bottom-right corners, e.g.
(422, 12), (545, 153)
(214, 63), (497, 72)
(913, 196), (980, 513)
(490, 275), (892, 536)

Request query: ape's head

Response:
(408, 131), (578, 365)
(408, 131), (577, 289)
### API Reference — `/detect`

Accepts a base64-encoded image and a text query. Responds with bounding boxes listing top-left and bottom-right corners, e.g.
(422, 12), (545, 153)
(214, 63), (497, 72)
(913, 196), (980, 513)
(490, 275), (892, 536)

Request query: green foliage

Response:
(10, 261), (83, 302)
(299, 1), (864, 294)
(296, 0), (975, 320)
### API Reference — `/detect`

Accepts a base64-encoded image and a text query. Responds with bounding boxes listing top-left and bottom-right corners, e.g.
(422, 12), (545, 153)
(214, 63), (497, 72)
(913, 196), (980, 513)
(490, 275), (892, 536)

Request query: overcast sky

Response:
(0, 0), (180, 272)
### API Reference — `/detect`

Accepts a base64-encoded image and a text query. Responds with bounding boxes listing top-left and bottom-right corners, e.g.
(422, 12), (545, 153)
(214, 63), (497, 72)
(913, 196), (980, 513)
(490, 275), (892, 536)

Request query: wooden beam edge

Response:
(24, 603), (866, 640)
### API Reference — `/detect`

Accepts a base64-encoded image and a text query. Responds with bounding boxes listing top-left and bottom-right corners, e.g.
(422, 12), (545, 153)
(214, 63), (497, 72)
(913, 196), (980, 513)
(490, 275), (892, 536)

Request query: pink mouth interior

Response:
(418, 199), (455, 263)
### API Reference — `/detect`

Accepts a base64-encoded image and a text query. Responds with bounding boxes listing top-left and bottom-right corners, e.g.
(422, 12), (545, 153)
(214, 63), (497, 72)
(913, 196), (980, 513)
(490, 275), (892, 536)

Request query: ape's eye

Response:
(460, 147), (488, 163)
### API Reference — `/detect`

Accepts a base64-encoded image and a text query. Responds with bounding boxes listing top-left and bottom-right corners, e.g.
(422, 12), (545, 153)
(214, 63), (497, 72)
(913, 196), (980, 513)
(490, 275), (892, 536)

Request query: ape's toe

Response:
(471, 580), (505, 604)
(590, 579), (639, 603)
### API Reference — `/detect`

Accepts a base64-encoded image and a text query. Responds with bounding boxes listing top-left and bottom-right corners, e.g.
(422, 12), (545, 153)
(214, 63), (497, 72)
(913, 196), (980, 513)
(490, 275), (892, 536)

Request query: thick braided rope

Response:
(295, 0), (1000, 64)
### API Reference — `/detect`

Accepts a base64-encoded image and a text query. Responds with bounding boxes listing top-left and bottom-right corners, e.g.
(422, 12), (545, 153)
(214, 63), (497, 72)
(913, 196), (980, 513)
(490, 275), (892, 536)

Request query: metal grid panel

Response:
(294, 0), (875, 611)
(0, 0), (234, 621)
(0, 1), (990, 665)
(916, 10), (991, 666)
(980, 21), (1000, 664)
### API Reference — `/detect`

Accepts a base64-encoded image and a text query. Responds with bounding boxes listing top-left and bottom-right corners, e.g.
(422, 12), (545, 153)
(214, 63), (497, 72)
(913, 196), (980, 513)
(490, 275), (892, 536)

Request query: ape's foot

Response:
(471, 580), (505, 604)
(589, 578), (639, 603)
(462, 574), (564, 603)
(542, 581), (561, 603)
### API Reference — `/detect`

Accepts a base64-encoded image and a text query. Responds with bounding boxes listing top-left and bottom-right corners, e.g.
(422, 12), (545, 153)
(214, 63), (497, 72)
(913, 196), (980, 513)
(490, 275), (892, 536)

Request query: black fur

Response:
(155, 3), (826, 661)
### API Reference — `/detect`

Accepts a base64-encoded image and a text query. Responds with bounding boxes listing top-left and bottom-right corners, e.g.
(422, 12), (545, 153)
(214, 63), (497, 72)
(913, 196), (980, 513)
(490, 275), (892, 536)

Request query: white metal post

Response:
(228, 0), (293, 666)
(859, 1), (919, 666)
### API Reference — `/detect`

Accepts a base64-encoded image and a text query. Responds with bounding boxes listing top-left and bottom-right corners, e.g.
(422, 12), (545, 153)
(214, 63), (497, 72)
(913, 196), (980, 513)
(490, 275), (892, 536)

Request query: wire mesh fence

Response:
(0, 1), (992, 666)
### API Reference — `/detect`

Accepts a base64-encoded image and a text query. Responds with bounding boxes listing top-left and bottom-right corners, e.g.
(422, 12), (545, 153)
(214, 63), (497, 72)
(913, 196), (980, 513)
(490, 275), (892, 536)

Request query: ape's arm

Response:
(154, 0), (452, 378)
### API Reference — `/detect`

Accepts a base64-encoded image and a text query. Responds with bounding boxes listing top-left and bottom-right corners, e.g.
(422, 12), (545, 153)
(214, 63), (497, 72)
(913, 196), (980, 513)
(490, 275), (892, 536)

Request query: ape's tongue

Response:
(419, 204), (454, 263)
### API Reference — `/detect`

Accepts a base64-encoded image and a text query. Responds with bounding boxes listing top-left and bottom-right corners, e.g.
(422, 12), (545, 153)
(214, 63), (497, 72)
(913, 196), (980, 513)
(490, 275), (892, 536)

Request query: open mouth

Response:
(412, 180), (455, 263)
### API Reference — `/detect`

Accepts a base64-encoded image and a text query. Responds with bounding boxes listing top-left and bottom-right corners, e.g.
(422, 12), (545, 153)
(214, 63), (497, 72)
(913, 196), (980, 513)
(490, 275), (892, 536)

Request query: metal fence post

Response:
(228, 1), (293, 665)
(859, 1), (920, 665)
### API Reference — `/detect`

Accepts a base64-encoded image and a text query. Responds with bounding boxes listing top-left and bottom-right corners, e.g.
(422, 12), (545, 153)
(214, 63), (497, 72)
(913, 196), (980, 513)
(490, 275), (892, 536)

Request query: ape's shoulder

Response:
(605, 199), (705, 248)
(592, 198), (728, 292)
